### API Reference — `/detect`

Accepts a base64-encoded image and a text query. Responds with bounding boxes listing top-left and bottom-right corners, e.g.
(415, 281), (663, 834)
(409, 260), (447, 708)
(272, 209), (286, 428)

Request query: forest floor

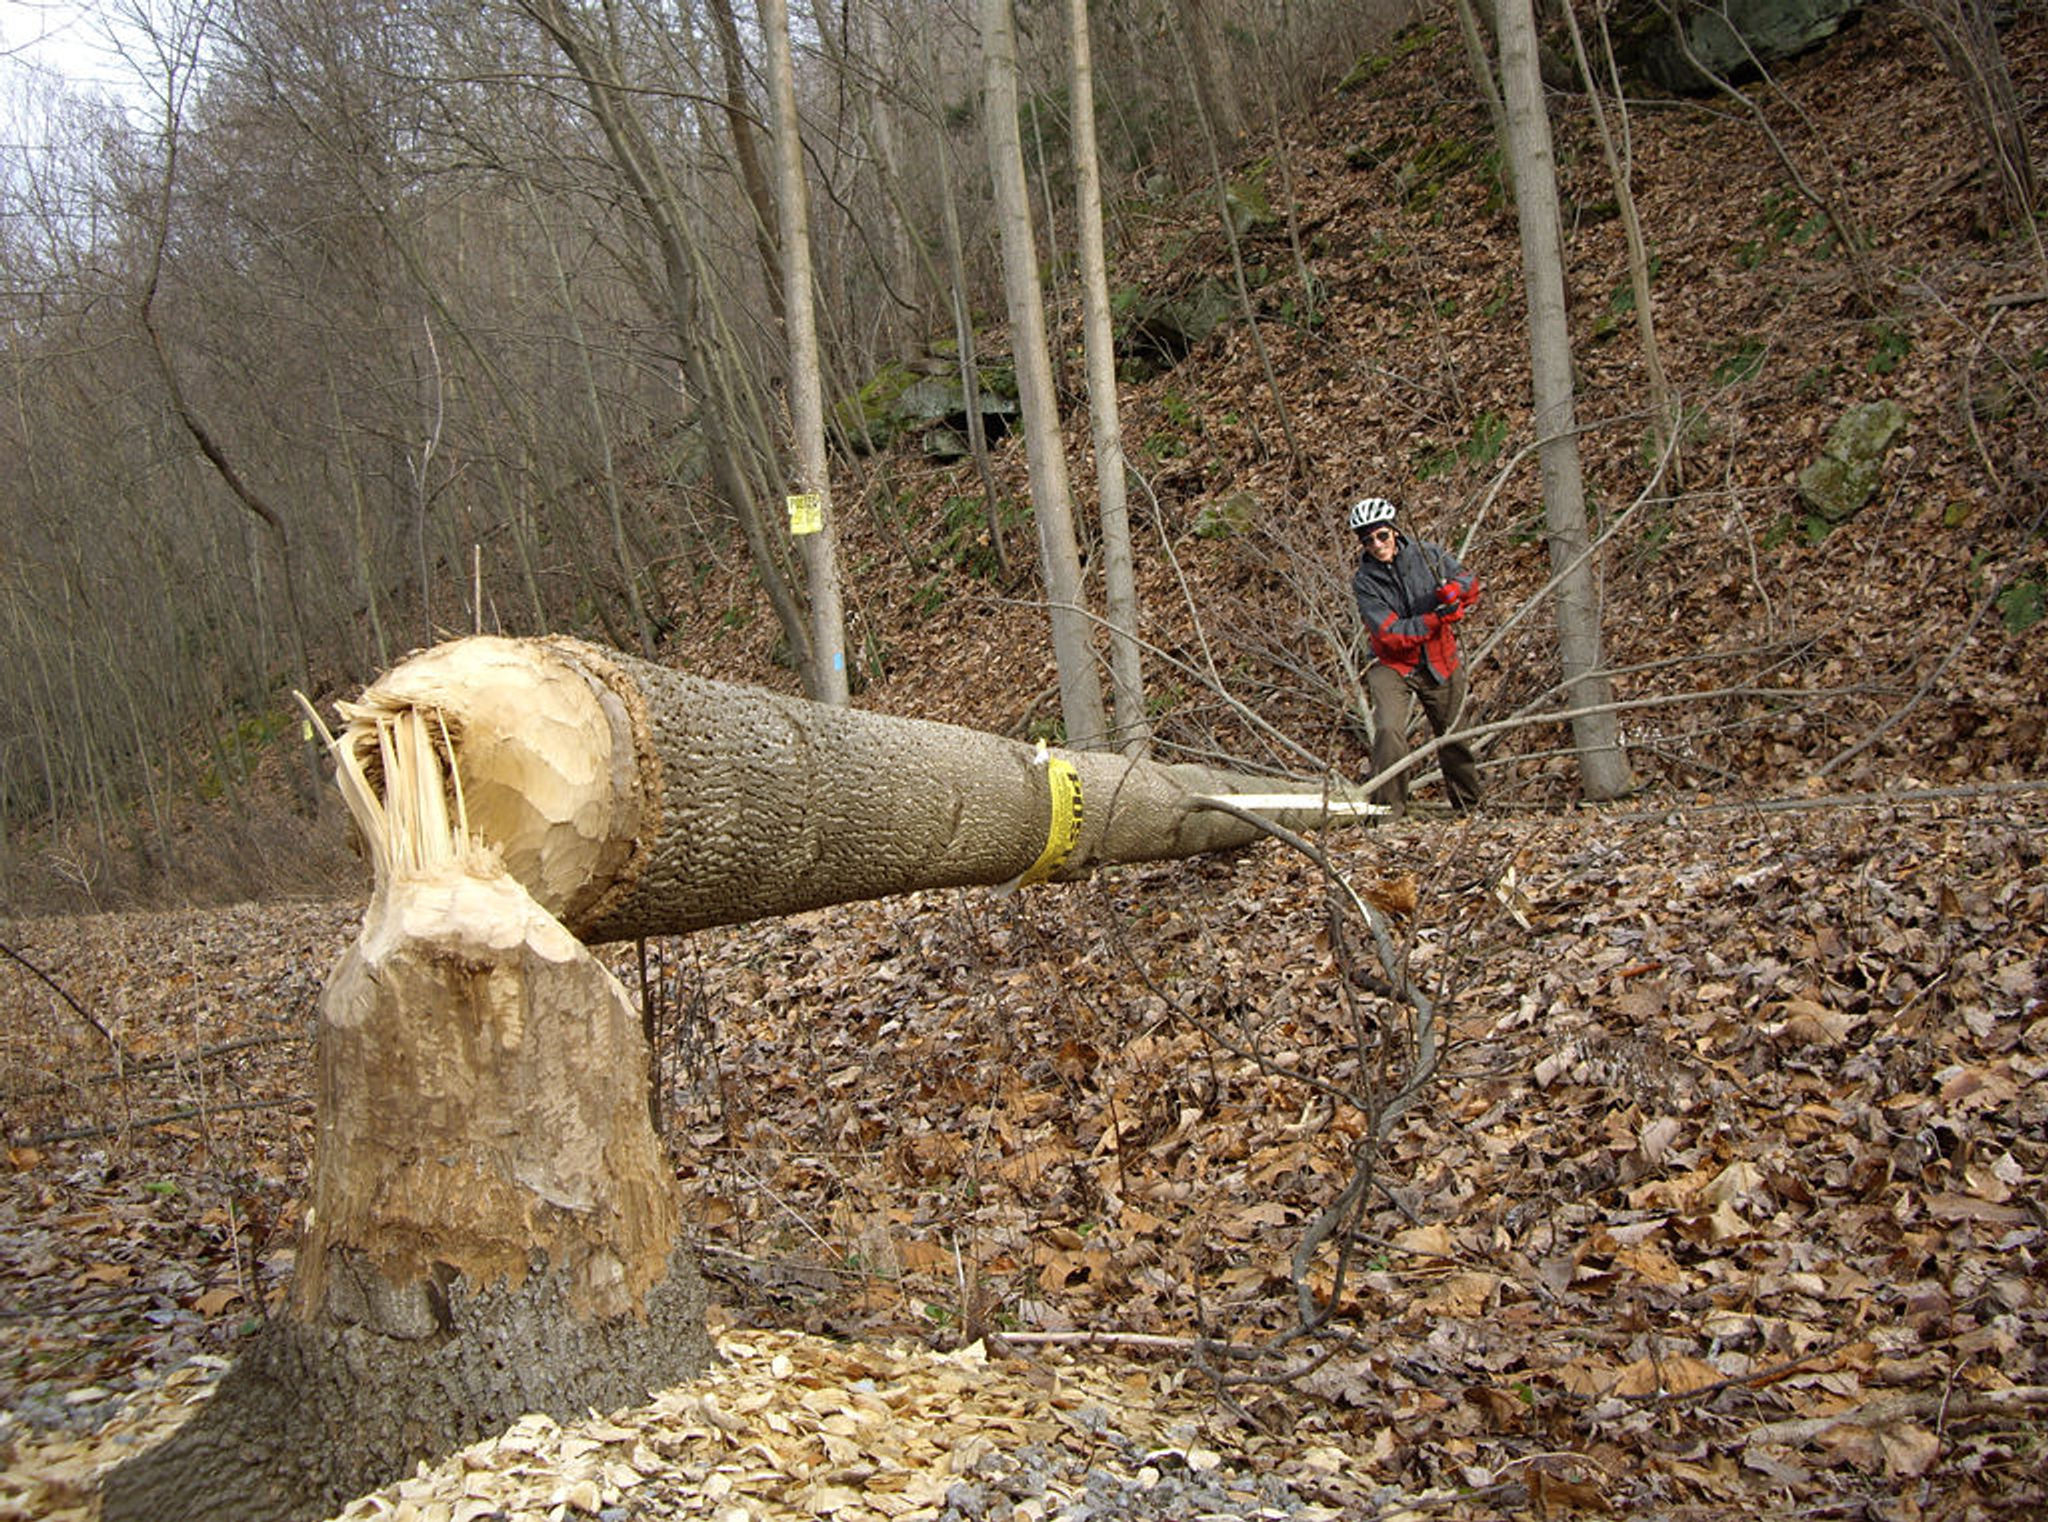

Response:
(2, 793), (2044, 1520)
(4, 5), (2047, 1520)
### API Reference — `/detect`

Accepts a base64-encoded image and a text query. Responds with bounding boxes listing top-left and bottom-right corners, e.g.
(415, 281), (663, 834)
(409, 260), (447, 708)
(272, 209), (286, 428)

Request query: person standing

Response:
(1348, 496), (1483, 815)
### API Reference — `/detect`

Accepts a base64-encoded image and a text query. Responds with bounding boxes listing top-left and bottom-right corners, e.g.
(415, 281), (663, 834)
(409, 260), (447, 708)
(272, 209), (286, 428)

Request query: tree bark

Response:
(1175, 0), (1244, 145)
(1454, 0), (1511, 192)
(1561, 0), (1673, 458)
(981, 0), (1110, 749)
(923, 27), (1010, 577)
(705, 0), (786, 325)
(1068, 0), (1150, 756)
(1495, 0), (1635, 801)
(766, 0), (851, 703)
(341, 636), (1361, 944)
(100, 630), (1372, 1516)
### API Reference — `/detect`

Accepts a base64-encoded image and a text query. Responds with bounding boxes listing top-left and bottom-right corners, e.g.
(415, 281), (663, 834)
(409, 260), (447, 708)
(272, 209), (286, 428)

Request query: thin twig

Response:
(26, 1096), (307, 1146)
(10, 1031), (308, 1099)
(1183, 795), (1440, 1332)
(0, 938), (123, 1055)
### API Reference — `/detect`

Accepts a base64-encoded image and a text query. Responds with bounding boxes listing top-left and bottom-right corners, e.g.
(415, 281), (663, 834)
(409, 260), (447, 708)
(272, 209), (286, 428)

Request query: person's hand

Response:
(1437, 581), (1465, 607)
(1435, 602), (1465, 624)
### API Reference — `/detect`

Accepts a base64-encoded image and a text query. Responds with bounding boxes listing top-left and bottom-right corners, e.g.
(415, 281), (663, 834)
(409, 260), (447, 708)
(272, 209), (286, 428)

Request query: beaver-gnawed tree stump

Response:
(102, 636), (1371, 1521)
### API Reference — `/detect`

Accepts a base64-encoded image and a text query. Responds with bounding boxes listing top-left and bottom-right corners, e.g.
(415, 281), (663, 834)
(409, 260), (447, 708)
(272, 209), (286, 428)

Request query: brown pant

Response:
(1367, 663), (1481, 812)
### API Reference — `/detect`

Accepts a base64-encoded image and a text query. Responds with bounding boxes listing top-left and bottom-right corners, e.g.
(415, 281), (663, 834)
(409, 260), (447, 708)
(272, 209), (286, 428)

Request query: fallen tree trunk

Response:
(338, 634), (1366, 942)
(102, 635), (1369, 1522)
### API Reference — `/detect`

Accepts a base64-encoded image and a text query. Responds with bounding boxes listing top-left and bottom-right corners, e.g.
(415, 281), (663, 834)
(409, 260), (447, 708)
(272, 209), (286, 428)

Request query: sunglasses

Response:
(1364, 527), (1397, 543)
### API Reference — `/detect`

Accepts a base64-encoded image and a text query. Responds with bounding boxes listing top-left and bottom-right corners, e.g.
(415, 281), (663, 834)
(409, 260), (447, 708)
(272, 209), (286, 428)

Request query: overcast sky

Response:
(2, 1), (147, 104)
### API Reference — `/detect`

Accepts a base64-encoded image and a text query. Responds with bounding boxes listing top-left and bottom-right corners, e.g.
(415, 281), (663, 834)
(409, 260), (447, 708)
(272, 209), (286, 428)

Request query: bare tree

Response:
(705, 0), (786, 324)
(133, 5), (323, 808)
(1560, 0), (1675, 462)
(1494, 0), (1634, 801)
(916, 26), (1012, 576)
(981, 0), (1109, 747)
(1175, 0), (1244, 145)
(1908, 0), (2042, 268)
(512, 0), (827, 691)
(1067, 0), (1148, 753)
(765, 0), (850, 703)
(1453, 0), (1510, 176)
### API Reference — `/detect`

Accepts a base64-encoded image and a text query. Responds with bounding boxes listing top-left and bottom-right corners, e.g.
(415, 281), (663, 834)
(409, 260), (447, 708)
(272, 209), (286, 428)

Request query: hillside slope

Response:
(665, 4), (2045, 805)
(2, 12), (2045, 1521)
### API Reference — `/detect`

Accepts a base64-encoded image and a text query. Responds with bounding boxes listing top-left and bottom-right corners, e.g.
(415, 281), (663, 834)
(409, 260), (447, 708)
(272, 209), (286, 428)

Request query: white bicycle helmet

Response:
(1347, 497), (1398, 532)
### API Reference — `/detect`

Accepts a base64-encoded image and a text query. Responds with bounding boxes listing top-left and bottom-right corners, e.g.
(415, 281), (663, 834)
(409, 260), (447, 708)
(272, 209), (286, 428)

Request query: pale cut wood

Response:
(334, 635), (642, 928)
(297, 864), (680, 1327)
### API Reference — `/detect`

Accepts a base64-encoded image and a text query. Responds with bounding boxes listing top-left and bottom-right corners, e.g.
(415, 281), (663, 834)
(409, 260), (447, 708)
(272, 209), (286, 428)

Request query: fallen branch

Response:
(26, 1096), (305, 1147)
(1601, 777), (2048, 823)
(0, 937), (123, 1055)
(991, 1329), (1227, 1353)
(11, 1032), (308, 1099)
(1741, 1385), (2048, 1447)
(1183, 795), (1440, 1334)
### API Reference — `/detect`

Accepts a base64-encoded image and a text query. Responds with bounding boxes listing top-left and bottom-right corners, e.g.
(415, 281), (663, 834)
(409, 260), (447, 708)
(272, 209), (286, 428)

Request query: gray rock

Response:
(1797, 399), (1906, 522)
(1642, 0), (1865, 93)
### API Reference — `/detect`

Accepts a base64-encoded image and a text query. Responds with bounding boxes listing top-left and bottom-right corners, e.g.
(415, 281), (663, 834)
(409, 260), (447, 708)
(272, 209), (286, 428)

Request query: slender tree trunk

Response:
(407, 317), (447, 647)
(1454, 0), (1512, 186)
(1176, 0), (1244, 145)
(1495, 0), (1634, 801)
(142, 268), (321, 812)
(981, 0), (1109, 747)
(129, 3), (320, 819)
(705, 0), (786, 325)
(923, 31), (1010, 576)
(1561, 0), (1674, 459)
(1167, 1), (1305, 472)
(327, 372), (391, 672)
(765, 0), (850, 704)
(1067, 0), (1148, 753)
(1911, 0), (2042, 267)
(523, 178), (658, 655)
(518, 0), (814, 680)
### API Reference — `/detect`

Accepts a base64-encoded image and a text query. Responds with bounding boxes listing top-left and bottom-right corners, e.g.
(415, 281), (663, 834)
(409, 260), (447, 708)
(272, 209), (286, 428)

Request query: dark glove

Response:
(1435, 602), (1466, 624)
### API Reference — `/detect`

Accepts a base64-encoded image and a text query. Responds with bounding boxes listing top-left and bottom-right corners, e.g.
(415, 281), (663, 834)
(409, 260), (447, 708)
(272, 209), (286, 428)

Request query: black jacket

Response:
(1352, 536), (1477, 682)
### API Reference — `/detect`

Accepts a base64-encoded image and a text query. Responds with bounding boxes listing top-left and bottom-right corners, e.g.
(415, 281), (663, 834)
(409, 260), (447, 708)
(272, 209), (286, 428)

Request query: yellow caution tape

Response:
(1012, 748), (1083, 889)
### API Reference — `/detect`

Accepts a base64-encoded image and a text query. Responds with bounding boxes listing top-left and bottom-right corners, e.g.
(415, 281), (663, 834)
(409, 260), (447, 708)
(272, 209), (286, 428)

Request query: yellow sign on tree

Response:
(786, 493), (823, 536)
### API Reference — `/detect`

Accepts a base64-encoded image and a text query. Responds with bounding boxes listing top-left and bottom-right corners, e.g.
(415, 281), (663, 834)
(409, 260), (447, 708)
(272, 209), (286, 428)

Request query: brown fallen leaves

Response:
(3, 795), (2044, 1520)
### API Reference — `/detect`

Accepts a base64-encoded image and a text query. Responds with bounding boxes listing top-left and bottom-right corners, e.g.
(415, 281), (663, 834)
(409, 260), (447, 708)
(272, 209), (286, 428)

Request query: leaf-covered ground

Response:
(5, 6), (2047, 1519)
(4, 793), (2044, 1518)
